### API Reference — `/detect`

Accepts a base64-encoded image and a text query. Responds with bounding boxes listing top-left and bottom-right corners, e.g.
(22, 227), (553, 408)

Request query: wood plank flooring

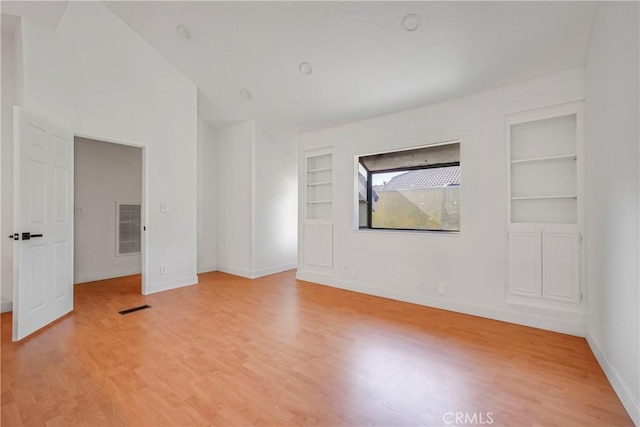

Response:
(1, 271), (633, 426)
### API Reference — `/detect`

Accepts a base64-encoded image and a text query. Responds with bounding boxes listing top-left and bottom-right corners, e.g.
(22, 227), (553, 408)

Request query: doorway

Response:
(73, 137), (145, 293)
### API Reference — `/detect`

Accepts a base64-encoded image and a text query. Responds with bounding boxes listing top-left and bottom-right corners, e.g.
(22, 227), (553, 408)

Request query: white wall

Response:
(584, 2), (639, 424)
(215, 121), (298, 278)
(1, 26), (16, 312)
(7, 2), (198, 295)
(216, 121), (253, 277)
(74, 137), (142, 284)
(197, 117), (218, 273)
(298, 68), (586, 335)
(253, 124), (298, 276)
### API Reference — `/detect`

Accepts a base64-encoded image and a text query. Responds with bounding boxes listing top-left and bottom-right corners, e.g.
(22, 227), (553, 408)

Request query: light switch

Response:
(75, 207), (86, 215)
(160, 202), (171, 213)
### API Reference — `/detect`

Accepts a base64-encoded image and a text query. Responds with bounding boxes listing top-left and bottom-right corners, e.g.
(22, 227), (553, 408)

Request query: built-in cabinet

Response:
(303, 148), (333, 268)
(506, 102), (584, 308)
(509, 225), (580, 304)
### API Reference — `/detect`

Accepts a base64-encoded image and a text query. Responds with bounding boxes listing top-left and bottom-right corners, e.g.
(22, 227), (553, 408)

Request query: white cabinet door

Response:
(542, 229), (580, 303)
(303, 223), (333, 267)
(316, 224), (333, 267)
(508, 230), (542, 297)
(303, 223), (319, 265)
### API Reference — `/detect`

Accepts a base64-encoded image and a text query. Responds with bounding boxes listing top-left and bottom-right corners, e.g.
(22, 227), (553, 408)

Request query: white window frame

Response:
(356, 140), (461, 233)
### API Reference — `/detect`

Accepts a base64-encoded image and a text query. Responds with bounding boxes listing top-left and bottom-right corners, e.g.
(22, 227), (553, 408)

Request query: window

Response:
(117, 202), (141, 255)
(358, 142), (460, 232)
(358, 162), (373, 227)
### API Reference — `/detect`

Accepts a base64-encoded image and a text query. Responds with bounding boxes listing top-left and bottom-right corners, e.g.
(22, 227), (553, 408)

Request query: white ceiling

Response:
(1, 1), (69, 32)
(3, 1), (597, 132)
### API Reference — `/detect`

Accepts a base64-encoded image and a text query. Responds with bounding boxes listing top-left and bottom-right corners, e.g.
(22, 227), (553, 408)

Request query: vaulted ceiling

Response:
(3, 1), (597, 132)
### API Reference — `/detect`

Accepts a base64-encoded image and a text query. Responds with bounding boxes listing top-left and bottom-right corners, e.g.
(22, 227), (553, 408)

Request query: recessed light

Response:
(240, 88), (252, 99)
(299, 62), (312, 75)
(176, 24), (191, 39)
(401, 14), (421, 32)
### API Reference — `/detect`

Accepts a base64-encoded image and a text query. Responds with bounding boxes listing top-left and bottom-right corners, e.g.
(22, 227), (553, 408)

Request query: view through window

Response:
(358, 142), (460, 231)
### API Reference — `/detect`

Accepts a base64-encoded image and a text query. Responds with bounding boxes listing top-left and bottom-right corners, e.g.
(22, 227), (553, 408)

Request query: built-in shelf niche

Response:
(509, 113), (578, 224)
(303, 148), (334, 269)
(306, 152), (333, 221)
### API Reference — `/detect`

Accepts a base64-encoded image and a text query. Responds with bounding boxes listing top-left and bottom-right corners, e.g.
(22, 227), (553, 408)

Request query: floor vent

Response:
(119, 304), (151, 315)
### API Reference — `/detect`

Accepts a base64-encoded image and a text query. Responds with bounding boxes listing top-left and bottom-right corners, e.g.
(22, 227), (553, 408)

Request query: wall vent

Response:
(117, 202), (141, 256)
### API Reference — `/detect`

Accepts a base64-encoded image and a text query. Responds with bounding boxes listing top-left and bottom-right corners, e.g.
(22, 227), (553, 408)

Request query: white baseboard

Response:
(586, 332), (639, 426)
(296, 271), (586, 337)
(74, 267), (142, 284)
(145, 275), (198, 295)
(216, 265), (253, 278)
(1, 299), (12, 313)
(218, 263), (297, 279)
(197, 265), (218, 274)
(251, 263), (297, 279)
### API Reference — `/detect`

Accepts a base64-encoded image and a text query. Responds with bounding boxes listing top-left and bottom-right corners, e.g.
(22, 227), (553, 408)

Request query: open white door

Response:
(12, 107), (74, 341)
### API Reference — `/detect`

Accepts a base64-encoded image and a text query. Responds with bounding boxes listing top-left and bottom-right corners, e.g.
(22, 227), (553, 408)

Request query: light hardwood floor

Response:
(1, 271), (633, 426)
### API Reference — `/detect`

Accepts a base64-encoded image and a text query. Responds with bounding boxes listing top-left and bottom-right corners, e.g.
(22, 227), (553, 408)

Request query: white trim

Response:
(586, 332), (639, 426)
(505, 100), (585, 125)
(296, 271), (586, 337)
(74, 134), (147, 295)
(140, 145), (148, 295)
(1, 300), (12, 313)
(73, 267), (141, 285)
(510, 154), (577, 164)
(250, 121), (256, 279)
(144, 275), (198, 295)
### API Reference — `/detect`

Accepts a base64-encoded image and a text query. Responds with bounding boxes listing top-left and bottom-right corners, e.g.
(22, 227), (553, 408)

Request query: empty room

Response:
(0, 1), (638, 426)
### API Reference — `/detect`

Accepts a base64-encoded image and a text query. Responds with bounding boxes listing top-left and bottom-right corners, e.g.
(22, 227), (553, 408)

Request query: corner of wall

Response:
(144, 275), (198, 295)
(586, 332), (640, 426)
(0, 300), (12, 313)
(584, 2), (640, 423)
(197, 265), (218, 275)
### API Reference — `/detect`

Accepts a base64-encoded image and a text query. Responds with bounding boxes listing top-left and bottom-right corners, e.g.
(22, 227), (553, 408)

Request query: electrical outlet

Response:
(437, 282), (446, 294)
(160, 264), (167, 274)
